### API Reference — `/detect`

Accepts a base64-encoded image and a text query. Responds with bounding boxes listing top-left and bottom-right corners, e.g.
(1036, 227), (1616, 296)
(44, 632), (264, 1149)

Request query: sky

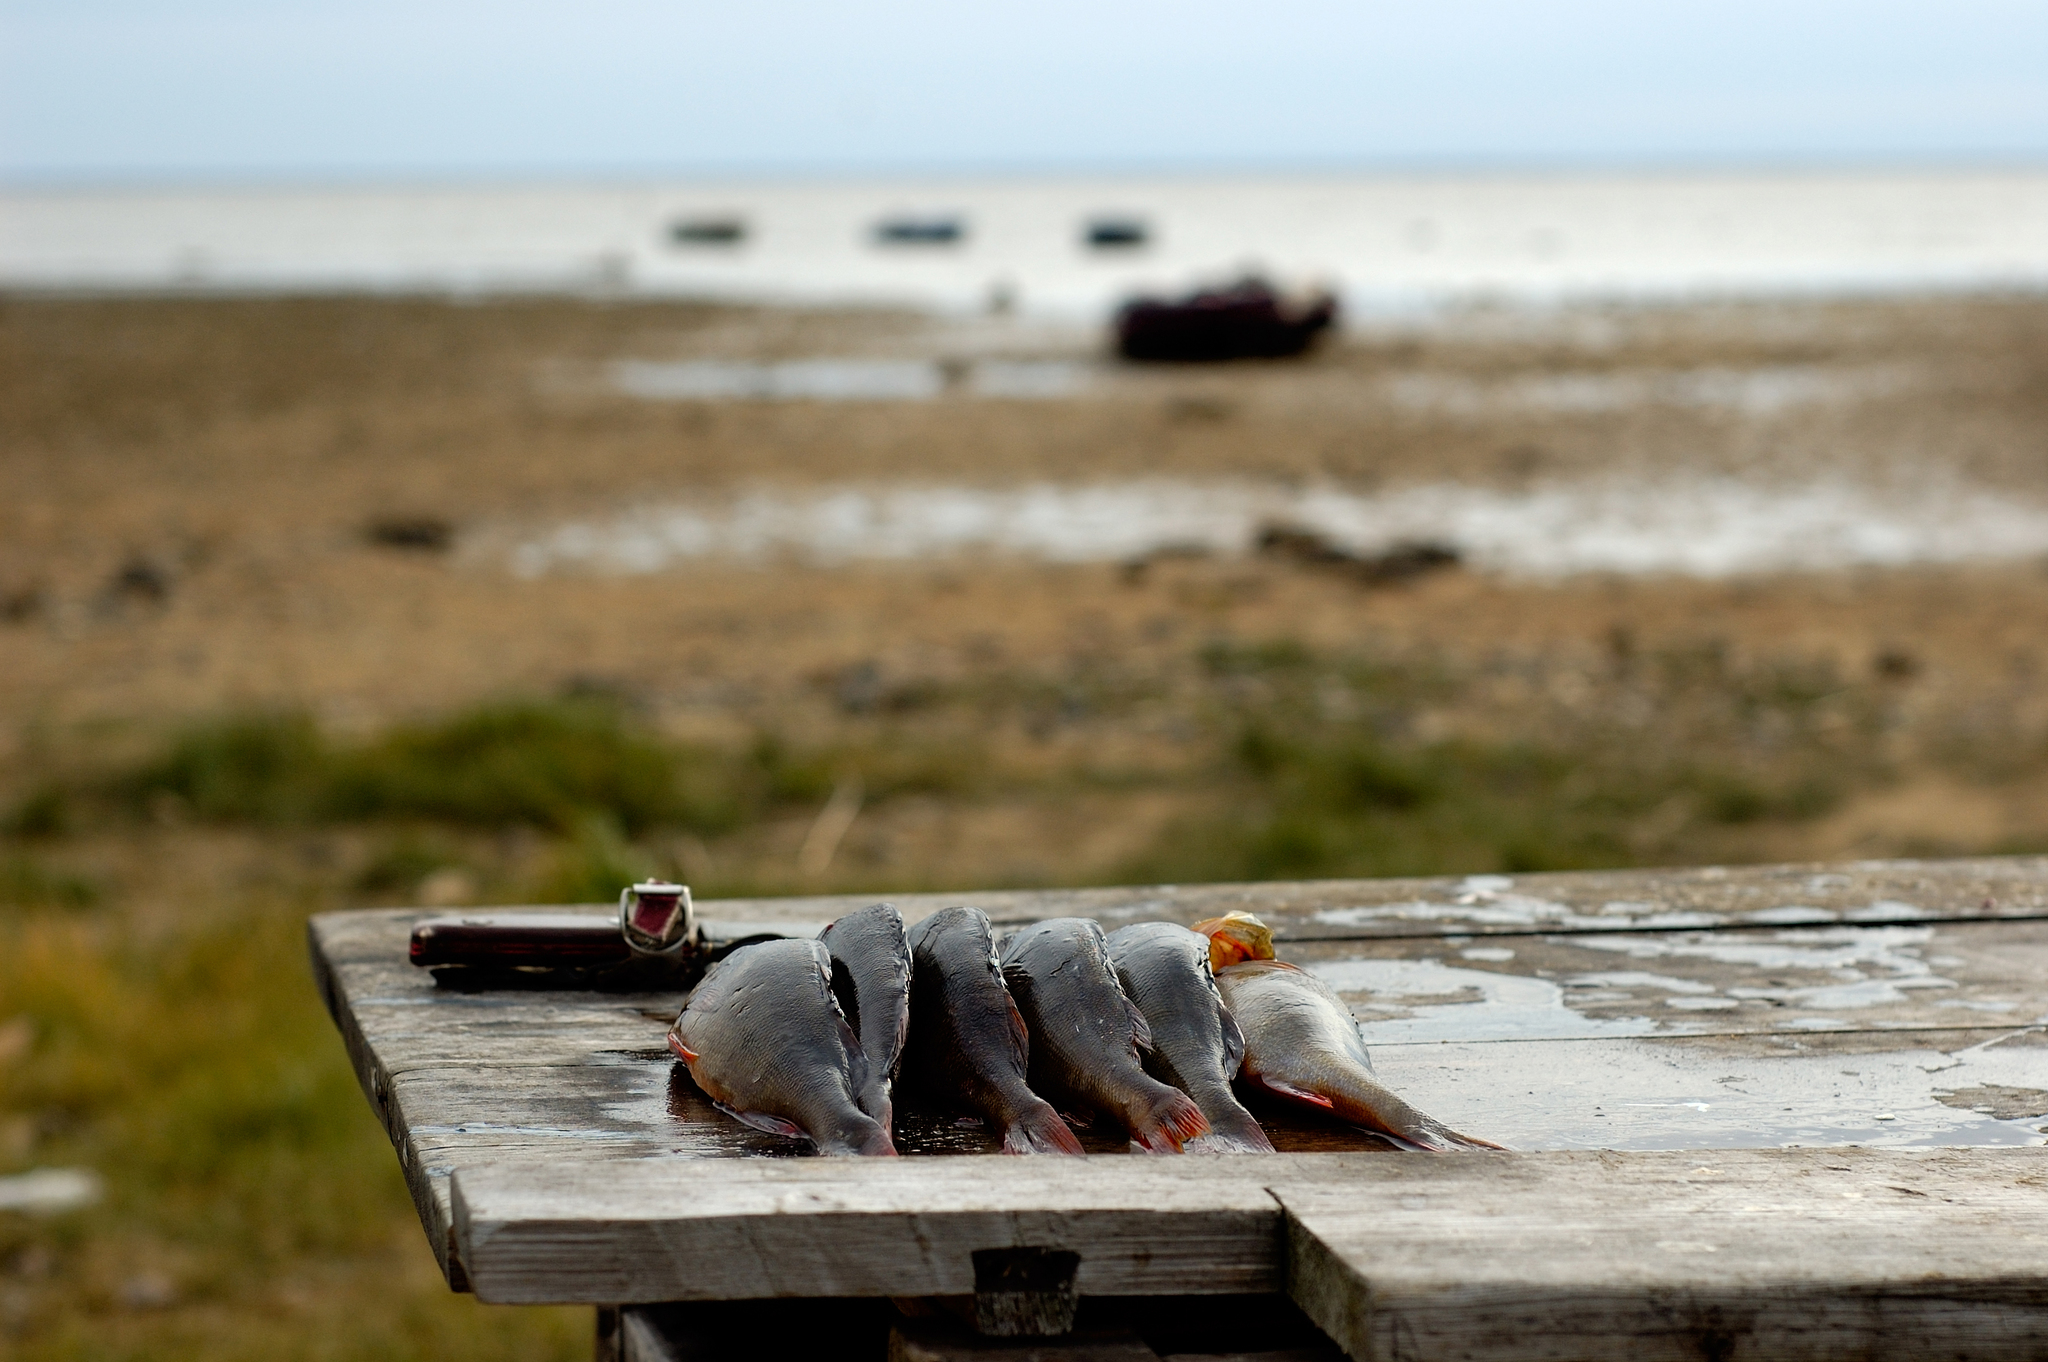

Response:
(3, 0), (2046, 181)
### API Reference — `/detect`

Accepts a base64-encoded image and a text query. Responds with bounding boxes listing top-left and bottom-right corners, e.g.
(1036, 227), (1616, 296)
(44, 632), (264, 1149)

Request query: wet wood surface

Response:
(1278, 1146), (2048, 1362)
(311, 857), (2048, 1356)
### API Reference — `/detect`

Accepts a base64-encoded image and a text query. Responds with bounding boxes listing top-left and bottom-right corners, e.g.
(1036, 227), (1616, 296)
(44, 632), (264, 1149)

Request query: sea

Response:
(5, 167), (2048, 320)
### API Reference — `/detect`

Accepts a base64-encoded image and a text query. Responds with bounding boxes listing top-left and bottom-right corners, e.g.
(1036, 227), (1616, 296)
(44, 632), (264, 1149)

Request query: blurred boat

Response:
(874, 215), (965, 246)
(669, 215), (747, 245)
(1084, 216), (1149, 249)
(1114, 277), (1336, 361)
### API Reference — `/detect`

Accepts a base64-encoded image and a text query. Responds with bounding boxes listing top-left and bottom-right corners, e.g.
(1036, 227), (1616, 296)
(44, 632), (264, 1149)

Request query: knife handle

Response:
(409, 912), (630, 968)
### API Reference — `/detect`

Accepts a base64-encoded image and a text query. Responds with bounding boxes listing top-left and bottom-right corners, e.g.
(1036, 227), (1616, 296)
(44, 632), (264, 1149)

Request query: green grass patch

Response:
(0, 853), (98, 910)
(1125, 638), (1858, 884)
(0, 897), (587, 1360)
(23, 699), (740, 837)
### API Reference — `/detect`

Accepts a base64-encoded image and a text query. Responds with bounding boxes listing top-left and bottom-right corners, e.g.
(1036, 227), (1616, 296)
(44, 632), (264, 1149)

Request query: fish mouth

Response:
(1190, 912), (1275, 969)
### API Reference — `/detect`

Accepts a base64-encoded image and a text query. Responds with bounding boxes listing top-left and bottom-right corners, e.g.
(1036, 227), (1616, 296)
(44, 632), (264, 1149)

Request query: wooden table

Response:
(310, 857), (2048, 1361)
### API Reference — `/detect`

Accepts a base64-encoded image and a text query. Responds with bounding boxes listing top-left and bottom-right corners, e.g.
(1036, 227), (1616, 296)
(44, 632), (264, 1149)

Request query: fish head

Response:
(1190, 912), (1275, 970)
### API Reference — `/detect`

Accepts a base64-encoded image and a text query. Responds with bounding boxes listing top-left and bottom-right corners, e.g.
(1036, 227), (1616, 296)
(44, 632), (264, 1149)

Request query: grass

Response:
(101, 700), (734, 835)
(0, 892), (587, 1360)
(1121, 634), (1871, 884)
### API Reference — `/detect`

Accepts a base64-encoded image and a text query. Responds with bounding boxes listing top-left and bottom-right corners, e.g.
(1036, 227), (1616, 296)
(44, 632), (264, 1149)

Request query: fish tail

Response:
(1130, 1088), (1210, 1153)
(1324, 1076), (1507, 1152)
(1002, 1101), (1087, 1156)
(1185, 1107), (1275, 1154)
(819, 1117), (898, 1156)
(857, 1079), (894, 1135)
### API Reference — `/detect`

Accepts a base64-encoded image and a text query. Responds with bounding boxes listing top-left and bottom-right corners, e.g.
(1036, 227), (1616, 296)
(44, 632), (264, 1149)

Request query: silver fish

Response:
(1210, 956), (1504, 1152)
(819, 903), (912, 1134)
(1107, 922), (1275, 1153)
(1001, 918), (1210, 1153)
(669, 938), (895, 1156)
(904, 907), (1084, 1154)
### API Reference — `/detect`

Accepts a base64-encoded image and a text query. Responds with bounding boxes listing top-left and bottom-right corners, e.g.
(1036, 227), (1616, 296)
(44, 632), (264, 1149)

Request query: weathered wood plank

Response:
(682, 857), (2048, 939)
(451, 1158), (1287, 1304)
(1363, 1024), (2048, 1153)
(305, 858), (2048, 1300)
(1274, 1146), (2048, 1362)
(315, 857), (2048, 957)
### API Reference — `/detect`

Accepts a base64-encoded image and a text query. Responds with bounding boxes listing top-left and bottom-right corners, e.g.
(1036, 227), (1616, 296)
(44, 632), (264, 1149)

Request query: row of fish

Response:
(666, 906), (1502, 1155)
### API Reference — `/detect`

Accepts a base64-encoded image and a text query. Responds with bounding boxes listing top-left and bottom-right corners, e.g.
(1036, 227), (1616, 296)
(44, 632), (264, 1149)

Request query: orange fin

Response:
(667, 1033), (699, 1063)
(1003, 1105), (1087, 1156)
(1258, 1076), (1334, 1110)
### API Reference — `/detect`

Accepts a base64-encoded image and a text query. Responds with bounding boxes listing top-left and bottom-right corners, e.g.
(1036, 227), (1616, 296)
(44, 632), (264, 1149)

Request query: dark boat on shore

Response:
(1114, 277), (1337, 362)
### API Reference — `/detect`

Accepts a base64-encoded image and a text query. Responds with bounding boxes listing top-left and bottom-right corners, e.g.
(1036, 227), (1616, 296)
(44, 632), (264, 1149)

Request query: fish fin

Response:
(835, 1010), (872, 1103)
(1196, 1105), (1277, 1154)
(812, 1119), (897, 1157)
(713, 1102), (806, 1140)
(1002, 992), (1032, 1070)
(1132, 1088), (1210, 1153)
(1123, 993), (1154, 1054)
(1217, 1005), (1247, 1080)
(1319, 1075), (1509, 1152)
(1184, 1130), (1275, 1155)
(1002, 1103), (1087, 1156)
(1349, 1122), (1506, 1152)
(666, 1033), (699, 1064)
(1254, 1075), (1336, 1110)
(885, 991), (911, 1080)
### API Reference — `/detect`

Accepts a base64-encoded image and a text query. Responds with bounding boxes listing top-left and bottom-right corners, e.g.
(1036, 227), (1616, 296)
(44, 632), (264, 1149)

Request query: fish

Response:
(999, 918), (1210, 1153)
(902, 907), (1083, 1155)
(1106, 922), (1275, 1153)
(818, 903), (912, 1134)
(667, 938), (896, 1156)
(1194, 915), (1503, 1152)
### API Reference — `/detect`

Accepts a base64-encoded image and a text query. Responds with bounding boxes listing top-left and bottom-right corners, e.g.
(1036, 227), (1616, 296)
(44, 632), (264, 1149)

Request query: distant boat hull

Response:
(1116, 278), (1337, 362)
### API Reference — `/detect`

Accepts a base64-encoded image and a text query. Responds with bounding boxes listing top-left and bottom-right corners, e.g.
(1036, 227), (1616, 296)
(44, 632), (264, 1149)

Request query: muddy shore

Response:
(5, 292), (2048, 882)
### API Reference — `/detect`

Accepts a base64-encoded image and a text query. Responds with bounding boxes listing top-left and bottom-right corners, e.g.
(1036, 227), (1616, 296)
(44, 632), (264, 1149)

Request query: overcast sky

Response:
(4, 0), (2045, 181)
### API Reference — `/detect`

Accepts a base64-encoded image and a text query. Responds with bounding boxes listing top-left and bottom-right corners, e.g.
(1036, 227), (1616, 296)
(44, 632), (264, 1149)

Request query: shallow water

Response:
(1372, 1031), (2048, 1152)
(609, 357), (1089, 402)
(9, 170), (2048, 316)
(496, 476), (2048, 580)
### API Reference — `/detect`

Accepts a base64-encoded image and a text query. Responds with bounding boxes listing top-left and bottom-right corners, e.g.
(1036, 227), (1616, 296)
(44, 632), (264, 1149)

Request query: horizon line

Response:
(7, 149), (2048, 194)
